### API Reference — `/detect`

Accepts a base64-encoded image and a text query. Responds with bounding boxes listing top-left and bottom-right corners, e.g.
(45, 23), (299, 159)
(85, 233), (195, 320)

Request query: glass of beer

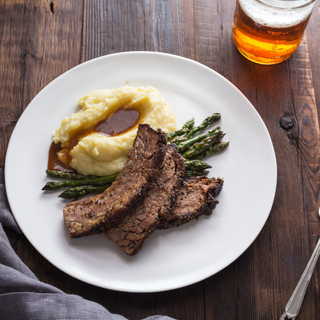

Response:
(232, 0), (316, 65)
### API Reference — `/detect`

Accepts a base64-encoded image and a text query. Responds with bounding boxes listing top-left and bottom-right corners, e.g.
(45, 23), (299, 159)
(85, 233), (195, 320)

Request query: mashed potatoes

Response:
(52, 86), (177, 176)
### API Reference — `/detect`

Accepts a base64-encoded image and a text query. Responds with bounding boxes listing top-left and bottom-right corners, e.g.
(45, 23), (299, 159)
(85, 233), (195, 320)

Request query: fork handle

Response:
(279, 312), (295, 319)
(279, 238), (320, 319)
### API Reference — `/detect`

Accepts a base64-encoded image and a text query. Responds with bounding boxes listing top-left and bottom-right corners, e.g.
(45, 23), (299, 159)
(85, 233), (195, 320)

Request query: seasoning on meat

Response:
(105, 144), (185, 255)
(158, 176), (224, 229)
(63, 124), (167, 238)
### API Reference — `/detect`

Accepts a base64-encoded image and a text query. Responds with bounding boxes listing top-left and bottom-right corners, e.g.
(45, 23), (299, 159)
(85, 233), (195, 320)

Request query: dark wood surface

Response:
(1, 1), (320, 319)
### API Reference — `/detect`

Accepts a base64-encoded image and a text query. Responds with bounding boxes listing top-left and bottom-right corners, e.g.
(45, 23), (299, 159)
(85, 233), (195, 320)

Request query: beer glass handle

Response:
(279, 238), (320, 320)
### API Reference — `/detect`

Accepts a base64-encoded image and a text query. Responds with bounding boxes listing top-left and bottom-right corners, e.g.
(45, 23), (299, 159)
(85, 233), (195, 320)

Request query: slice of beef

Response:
(158, 176), (224, 229)
(158, 144), (186, 220)
(63, 124), (167, 238)
(105, 144), (185, 255)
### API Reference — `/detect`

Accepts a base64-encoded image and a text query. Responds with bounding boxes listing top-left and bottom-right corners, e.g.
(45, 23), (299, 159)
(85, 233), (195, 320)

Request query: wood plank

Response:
(0, 0), (84, 292)
(307, 1), (320, 121)
(169, 0), (196, 59)
(289, 35), (320, 224)
(81, 0), (196, 61)
(305, 13), (320, 318)
(0, 0), (28, 168)
(289, 31), (320, 320)
(0, 0), (84, 168)
(194, 0), (225, 72)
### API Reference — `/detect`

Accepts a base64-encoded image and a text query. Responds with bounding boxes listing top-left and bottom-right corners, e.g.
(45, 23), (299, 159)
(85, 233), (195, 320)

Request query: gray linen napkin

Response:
(0, 168), (175, 320)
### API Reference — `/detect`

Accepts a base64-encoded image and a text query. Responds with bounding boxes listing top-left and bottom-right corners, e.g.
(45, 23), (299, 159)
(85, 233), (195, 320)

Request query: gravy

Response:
(96, 109), (140, 136)
(48, 141), (75, 172)
(48, 108), (140, 171)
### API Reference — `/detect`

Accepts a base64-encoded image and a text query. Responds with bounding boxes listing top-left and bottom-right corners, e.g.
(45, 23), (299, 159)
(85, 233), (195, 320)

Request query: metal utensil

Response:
(279, 210), (320, 320)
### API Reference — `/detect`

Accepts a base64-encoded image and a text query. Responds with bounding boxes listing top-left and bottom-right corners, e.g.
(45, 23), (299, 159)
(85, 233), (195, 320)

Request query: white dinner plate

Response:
(5, 52), (277, 293)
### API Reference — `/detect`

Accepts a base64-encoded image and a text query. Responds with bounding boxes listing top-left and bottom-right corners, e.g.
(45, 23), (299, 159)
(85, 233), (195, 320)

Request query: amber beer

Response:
(232, 0), (315, 64)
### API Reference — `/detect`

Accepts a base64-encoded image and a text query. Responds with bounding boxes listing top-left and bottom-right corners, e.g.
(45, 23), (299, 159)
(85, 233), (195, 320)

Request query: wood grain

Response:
(1, 0), (320, 319)
(0, 0), (83, 167)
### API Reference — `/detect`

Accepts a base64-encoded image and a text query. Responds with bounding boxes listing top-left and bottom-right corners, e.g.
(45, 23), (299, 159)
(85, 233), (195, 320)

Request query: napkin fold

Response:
(0, 169), (175, 320)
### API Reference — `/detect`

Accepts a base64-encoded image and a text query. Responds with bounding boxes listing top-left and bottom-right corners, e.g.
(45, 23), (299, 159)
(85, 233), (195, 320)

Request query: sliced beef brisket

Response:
(105, 144), (185, 255)
(158, 176), (224, 229)
(63, 124), (167, 238)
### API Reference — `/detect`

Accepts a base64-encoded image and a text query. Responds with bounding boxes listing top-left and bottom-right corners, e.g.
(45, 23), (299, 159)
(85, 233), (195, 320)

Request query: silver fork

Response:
(279, 218), (320, 320)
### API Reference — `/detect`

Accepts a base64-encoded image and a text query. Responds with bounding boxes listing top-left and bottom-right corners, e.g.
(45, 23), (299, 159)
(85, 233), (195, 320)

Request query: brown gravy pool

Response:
(47, 108), (140, 172)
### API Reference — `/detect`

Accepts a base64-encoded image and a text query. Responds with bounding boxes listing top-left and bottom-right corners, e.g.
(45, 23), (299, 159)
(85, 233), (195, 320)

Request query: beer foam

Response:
(238, 0), (314, 28)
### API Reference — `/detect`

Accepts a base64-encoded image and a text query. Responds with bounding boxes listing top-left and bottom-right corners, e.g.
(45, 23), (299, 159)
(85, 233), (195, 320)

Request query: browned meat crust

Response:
(63, 124), (167, 238)
(158, 176), (224, 229)
(105, 144), (185, 255)
(158, 144), (186, 220)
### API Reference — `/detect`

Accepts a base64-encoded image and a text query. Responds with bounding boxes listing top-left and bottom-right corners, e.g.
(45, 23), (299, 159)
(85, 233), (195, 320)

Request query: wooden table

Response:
(1, 1), (320, 319)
